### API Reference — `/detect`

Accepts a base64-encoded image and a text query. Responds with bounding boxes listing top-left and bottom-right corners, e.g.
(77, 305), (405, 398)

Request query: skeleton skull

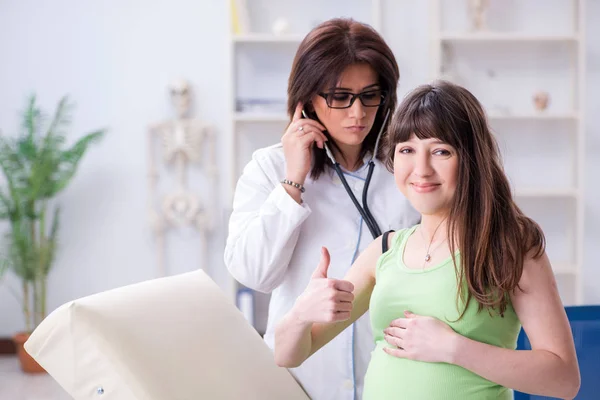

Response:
(169, 79), (192, 118)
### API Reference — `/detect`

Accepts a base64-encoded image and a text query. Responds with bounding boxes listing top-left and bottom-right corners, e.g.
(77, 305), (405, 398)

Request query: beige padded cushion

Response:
(24, 270), (309, 400)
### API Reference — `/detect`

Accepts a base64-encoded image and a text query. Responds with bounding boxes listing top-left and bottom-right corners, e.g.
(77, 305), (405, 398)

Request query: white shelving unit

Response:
(430, 0), (586, 305)
(439, 32), (580, 42)
(487, 113), (580, 121)
(232, 34), (305, 43)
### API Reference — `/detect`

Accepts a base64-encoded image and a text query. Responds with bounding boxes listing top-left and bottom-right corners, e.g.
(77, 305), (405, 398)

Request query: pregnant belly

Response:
(363, 342), (512, 400)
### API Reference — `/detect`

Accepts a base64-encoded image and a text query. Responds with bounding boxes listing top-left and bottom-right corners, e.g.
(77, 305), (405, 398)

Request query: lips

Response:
(345, 125), (366, 133)
(411, 183), (441, 193)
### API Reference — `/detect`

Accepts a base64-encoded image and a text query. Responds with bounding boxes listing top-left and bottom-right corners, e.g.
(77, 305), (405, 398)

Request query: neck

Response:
(419, 213), (449, 243)
(333, 143), (363, 172)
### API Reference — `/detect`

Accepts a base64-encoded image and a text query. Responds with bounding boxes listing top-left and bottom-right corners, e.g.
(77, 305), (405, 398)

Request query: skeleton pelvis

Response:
(161, 191), (202, 226)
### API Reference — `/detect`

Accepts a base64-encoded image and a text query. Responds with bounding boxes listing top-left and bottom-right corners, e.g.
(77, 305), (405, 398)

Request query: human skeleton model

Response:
(147, 79), (216, 277)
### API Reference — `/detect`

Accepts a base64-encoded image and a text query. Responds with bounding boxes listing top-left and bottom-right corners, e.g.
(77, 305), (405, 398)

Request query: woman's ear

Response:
(305, 102), (318, 119)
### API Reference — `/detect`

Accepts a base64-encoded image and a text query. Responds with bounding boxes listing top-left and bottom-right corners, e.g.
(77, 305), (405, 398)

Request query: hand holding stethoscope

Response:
(281, 103), (329, 187)
(282, 102), (390, 239)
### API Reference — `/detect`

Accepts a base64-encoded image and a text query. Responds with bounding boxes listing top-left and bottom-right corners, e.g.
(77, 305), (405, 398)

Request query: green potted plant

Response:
(0, 95), (105, 373)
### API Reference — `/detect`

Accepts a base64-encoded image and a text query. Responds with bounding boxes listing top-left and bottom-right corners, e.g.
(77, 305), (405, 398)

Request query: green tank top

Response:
(364, 225), (521, 400)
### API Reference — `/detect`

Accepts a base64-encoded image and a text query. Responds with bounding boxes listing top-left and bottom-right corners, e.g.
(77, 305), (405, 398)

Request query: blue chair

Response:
(514, 305), (600, 399)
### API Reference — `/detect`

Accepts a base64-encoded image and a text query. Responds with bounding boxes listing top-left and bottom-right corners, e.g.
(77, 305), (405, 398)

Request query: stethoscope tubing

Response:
(323, 108), (390, 239)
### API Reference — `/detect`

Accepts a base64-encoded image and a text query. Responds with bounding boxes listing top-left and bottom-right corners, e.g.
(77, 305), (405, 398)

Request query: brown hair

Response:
(287, 18), (399, 179)
(385, 80), (545, 315)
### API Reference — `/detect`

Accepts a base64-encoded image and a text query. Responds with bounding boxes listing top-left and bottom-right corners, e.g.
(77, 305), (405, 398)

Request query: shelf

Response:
(488, 112), (580, 121)
(514, 188), (579, 198)
(236, 112), (579, 123)
(234, 113), (289, 122)
(233, 34), (304, 43)
(440, 32), (580, 43)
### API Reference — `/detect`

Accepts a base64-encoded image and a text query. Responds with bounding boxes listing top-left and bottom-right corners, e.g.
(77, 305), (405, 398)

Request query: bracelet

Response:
(281, 179), (305, 193)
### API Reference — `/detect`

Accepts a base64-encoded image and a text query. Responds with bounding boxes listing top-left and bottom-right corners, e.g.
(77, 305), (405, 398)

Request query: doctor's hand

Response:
(292, 247), (354, 324)
(282, 103), (328, 185)
(383, 311), (459, 364)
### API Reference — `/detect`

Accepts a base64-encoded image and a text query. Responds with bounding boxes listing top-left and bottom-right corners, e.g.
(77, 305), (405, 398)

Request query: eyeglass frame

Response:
(318, 89), (388, 109)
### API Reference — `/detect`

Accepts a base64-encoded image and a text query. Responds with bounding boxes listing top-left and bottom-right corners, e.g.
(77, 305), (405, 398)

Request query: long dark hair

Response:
(287, 18), (399, 179)
(385, 80), (545, 315)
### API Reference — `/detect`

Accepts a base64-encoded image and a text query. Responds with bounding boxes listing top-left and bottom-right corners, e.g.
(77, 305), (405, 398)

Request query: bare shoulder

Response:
(367, 230), (397, 257)
(511, 249), (563, 310)
(350, 231), (397, 281)
(518, 250), (555, 290)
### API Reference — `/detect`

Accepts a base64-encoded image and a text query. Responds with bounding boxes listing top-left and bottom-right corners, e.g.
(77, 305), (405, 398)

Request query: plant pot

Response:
(12, 332), (46, 374)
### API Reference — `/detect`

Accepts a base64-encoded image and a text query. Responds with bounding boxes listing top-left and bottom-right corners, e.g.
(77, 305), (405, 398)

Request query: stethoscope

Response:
(304, 108), (391, 239)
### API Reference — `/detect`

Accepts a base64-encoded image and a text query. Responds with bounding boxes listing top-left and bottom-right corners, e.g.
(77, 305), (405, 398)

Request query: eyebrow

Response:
(330, 83), (380, 92)
(402, 138), (447, 144)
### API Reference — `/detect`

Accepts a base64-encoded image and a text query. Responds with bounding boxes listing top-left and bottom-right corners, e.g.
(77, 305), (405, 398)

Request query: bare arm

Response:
(274, 234), (386, 368)
(450, 252), (580, 398)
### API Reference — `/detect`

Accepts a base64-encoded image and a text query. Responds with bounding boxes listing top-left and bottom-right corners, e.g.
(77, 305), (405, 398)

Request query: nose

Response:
(348, 96), (366, 119)
(413, 152), (434, 178)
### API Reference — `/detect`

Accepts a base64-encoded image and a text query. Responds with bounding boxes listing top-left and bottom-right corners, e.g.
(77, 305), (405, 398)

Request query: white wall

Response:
(0, 0), (598, 336)
(0, 0), (232, 336)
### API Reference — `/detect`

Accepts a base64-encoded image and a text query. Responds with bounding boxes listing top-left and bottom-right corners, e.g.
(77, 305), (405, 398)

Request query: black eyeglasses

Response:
(318, 89), (387, 109)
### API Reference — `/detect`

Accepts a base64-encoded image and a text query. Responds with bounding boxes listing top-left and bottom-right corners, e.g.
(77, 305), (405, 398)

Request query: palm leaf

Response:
(40, 206), (60, 276)
(44, 96), (72, 140)
(21, 94), (44, 142)
(6, 220), (37, 281)
(0, 138), (26, 223)
(24, 97), (67, 202)
(43, 130), (105, 197)
(0, 255), (8, 278)
(0, 136), (22, 179)
(0, 189), (13, 219)
(18, 95), (43, 171)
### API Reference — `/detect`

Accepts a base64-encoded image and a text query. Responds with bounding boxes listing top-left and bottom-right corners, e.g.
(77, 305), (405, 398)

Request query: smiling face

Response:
(393, 134), (459, 217)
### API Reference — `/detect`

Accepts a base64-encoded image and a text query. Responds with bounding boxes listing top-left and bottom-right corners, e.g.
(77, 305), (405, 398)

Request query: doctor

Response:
(224, 18), (419, 400)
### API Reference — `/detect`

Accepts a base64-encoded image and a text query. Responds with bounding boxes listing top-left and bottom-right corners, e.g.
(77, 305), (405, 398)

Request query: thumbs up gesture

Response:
(294, 247), (355, 323)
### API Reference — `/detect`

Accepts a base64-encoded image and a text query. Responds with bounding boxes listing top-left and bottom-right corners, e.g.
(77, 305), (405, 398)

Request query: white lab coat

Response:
(224, 143), (420, 400)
